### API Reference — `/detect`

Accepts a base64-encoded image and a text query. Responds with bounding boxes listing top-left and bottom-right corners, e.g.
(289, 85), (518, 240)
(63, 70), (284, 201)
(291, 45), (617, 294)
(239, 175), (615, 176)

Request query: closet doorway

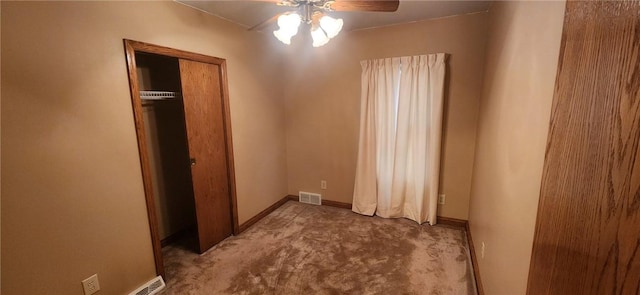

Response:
(124, 40), (239, 277)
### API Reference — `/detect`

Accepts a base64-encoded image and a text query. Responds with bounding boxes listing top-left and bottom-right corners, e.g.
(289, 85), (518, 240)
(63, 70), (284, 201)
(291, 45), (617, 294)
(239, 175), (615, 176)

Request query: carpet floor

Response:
(159, 201), (477, 295)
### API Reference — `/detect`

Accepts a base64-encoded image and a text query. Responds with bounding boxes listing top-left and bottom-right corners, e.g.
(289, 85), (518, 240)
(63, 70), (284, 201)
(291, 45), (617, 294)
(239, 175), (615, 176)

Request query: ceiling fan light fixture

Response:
(310, 26), (330, 47)
(319, 15), (343, 39)
(265, 0), (399, 47)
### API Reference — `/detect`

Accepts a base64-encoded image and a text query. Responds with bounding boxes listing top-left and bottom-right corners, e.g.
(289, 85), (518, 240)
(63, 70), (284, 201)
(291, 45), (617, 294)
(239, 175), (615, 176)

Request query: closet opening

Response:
(137, 52), (199, 252)
(124, 40), (239, 278)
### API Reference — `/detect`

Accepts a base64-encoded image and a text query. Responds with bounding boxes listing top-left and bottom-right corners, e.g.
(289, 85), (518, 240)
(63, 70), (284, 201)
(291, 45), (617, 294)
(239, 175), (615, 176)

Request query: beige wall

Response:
(283, 12), (488, 220)
(467, 1), (565, 294)
(1, 1), (288, 294)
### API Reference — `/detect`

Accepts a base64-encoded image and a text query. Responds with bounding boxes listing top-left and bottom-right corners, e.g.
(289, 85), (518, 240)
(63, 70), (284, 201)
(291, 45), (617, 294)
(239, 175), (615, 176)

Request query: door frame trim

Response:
(123, 39), (240, 277)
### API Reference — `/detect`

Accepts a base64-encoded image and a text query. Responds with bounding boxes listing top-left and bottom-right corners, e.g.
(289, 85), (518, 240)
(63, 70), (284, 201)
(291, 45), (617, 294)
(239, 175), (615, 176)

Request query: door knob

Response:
(190, 158), (196, 166)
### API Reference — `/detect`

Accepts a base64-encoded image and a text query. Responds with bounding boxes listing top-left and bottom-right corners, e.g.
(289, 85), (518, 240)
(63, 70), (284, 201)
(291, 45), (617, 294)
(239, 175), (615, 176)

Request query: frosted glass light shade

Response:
(319, 15), (343, 39)
(311, 26), (330, 47)
(274, 29), (294, 45)
(274, 13), (302, 45)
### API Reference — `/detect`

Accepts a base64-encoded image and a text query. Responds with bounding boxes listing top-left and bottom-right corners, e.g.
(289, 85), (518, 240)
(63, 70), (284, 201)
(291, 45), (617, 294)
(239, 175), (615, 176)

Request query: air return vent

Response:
(128, 276), (165, 295)
(299, 191), (322, 205)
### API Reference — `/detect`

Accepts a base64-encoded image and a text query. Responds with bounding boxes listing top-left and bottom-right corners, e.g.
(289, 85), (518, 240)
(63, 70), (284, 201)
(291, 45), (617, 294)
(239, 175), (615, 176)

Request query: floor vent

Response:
(299, 191), (322, 205)
(128, 276), (165, 295)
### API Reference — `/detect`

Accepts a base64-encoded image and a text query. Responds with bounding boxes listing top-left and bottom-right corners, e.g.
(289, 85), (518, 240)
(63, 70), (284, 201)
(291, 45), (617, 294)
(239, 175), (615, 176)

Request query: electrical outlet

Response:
(320, 180), (327, 190)
(481, 242), (486, 259)
(82, 274), (100, 295)
(438, 194), (446, 205)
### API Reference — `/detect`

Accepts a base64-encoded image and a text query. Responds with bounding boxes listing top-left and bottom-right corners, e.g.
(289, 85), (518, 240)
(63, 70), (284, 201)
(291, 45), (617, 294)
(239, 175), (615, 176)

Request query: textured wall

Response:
(467, 1), (565, 294)
(283, 12), (488, 220)
(1, 1), (288, 294)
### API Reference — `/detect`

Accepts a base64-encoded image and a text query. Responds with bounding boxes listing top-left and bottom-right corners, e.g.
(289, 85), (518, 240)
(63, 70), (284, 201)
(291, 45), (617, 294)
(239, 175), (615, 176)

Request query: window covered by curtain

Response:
(352, 54), (446, 225)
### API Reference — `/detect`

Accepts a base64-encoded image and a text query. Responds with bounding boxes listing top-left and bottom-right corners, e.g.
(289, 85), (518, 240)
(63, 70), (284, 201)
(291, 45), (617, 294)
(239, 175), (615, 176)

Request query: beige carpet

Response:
(159, 201), (477, 294)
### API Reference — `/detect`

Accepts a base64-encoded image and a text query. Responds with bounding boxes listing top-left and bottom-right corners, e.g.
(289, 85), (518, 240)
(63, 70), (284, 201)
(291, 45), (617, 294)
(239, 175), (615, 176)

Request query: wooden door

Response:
(179, 59), (233, 253)
(527, 1), (640, 294)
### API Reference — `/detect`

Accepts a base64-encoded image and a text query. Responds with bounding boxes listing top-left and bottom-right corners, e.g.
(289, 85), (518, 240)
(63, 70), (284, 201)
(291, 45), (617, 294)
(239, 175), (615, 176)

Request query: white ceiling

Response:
(176, 0), (492, 32)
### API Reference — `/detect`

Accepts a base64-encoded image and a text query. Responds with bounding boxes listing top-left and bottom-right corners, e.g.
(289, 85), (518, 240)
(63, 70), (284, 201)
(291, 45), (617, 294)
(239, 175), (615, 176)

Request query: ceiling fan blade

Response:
(328, 0), (400, 12)
(248, 13), (282, 32)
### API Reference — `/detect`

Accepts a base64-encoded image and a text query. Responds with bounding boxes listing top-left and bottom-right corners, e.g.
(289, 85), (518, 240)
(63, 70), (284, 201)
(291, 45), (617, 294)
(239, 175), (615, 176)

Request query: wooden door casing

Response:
(124, 39), (239, 276)
(527, 1), (640, 294)
(179, 59), (233, 253)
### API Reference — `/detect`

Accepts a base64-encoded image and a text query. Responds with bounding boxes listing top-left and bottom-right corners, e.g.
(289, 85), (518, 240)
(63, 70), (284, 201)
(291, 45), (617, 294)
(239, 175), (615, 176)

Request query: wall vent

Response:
(128, 276), (165, 295)
(299, 191), (322, 205)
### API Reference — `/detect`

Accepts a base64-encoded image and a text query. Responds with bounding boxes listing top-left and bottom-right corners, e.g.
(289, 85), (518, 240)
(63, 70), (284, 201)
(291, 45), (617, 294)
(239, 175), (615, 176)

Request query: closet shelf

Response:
(140, 91), (181, 100)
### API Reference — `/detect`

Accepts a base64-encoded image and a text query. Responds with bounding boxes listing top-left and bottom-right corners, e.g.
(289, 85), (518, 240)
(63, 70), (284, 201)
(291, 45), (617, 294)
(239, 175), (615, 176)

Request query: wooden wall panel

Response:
(528, 1), (640, 294)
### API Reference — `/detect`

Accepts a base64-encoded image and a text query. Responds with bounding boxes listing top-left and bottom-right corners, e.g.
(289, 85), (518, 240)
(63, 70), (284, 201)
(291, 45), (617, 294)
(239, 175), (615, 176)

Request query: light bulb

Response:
(311, 26), (330, 47)
(319, 15), (343, 39)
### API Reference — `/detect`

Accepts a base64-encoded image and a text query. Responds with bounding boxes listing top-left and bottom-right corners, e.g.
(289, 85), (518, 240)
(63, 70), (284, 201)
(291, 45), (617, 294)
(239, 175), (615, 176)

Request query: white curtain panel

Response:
(352, 54), (446, 225)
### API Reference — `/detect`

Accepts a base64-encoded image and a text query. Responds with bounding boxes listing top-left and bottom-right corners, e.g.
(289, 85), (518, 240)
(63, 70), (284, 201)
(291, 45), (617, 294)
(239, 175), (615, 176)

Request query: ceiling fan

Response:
(251, 0), (400, 47)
